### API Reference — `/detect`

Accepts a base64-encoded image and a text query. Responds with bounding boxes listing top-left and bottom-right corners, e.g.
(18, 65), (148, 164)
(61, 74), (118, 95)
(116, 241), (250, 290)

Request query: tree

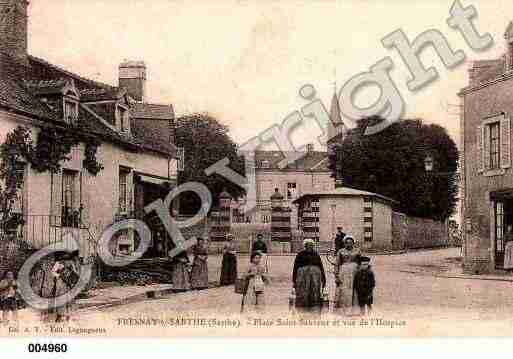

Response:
(176, 113), (245, 215)
(328, 117), (459, 220)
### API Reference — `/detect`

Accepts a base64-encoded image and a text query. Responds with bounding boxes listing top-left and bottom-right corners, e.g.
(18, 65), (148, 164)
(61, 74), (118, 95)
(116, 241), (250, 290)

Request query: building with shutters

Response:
(459, 22), (513, 273)
(0, 1), (178, 258)
(237, 146), (334, 232)
(235, 91), (345, 233)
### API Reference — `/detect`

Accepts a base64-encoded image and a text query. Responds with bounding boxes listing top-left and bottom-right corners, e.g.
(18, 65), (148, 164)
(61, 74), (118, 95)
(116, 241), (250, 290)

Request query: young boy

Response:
(353, 256), (375, 315)
(0, 271), (18, 325)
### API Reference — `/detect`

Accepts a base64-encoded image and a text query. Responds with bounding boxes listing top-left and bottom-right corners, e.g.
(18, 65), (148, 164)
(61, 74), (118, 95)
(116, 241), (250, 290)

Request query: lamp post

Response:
(424, 154), (434, 173)
(335, 145), (344, 189)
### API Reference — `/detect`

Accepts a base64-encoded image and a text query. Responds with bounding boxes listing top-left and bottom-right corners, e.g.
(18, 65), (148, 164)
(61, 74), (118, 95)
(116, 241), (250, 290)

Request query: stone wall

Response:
(391, 212), (449, 250)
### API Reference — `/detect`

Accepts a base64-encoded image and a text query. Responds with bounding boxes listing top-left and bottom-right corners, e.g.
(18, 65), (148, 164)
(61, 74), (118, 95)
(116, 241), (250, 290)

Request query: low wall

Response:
(391, 212), (449, 250)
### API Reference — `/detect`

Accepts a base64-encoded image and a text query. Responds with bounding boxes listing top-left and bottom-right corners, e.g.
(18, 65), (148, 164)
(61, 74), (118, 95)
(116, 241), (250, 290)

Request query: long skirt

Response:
(54, 279), (75, 319)
(190, 258), (209, 289)
(242, 277), (265, 313)
(505, 242), (513, 269)
(220, 253), (237, 286)
(172, 262), (190, 291)
(295, 265), (323, 311)
(334, 262), (359, 314)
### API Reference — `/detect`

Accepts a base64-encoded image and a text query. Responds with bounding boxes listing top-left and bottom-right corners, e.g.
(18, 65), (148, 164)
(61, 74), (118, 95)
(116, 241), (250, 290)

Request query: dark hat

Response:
(53, 250), (69, 260)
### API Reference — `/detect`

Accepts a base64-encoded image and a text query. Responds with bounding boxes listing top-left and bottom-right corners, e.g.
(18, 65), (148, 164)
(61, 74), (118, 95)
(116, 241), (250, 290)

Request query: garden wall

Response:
(391, 212), (449, 250)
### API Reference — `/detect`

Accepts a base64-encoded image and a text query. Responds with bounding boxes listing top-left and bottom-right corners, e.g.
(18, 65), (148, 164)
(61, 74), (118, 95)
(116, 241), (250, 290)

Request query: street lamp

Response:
(424, 154), (434, 173)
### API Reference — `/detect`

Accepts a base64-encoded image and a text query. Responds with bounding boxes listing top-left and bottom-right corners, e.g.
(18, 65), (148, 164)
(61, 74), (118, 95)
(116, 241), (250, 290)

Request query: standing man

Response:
(335, 226), (346, 254)
(251, 233), (268, 255)
(251, 233), (269, 272)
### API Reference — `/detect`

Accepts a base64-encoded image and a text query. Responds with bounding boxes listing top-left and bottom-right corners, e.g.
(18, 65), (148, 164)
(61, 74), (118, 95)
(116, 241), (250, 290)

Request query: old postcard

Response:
(0, 0), (511, 347)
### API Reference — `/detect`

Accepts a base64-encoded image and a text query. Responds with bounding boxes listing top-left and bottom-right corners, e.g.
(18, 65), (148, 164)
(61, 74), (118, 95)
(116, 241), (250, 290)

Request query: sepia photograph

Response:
(0, 0), (512, 353)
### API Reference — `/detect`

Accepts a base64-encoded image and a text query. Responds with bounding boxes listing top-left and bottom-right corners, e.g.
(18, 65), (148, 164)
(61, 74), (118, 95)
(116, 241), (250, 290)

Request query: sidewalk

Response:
(400, 265), (513, 282)
(75, 283), (175, 310)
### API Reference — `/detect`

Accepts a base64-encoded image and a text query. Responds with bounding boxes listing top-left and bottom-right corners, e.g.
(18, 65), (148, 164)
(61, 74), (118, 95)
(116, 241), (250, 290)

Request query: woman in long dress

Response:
(504, 226), (513, 270)
(334, 236), (361, 315)
(292, 238), (326, 313)
(52, 250), (80, 323)
(190, 237), (209, 290)
(31, 257), (55, 322)
(220, 234), (237, 286)
(242, 252), (269, 313)
(171, 250), (190, 292)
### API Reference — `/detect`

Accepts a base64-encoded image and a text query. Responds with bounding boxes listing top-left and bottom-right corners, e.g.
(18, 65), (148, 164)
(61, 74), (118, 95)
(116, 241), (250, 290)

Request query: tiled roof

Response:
(292, 186), (398, 205)
(0, 52), (175, 157)
(23, 79), (68, 96)
(254, 150), (329, 171)
(80, 87), (126, 102)
(130, 103), (174, 120)
(131, 117), (176, 156)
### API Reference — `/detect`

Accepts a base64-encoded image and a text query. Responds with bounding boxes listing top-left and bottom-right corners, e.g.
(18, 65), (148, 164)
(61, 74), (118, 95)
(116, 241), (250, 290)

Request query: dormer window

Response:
(63, 99), (78, 125)
(116, 105), (130, 134)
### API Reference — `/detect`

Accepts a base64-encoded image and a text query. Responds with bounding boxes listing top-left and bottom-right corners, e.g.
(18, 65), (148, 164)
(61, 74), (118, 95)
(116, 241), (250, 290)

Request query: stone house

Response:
(0, 0), (178, 258)
(459, 22), (513, 273)
(235, 146), (334, 231)
(293, 187), (397, 250)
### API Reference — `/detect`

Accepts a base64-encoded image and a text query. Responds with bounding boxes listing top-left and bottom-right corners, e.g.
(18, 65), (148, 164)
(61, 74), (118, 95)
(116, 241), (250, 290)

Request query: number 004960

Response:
(27, 343), (68, 353)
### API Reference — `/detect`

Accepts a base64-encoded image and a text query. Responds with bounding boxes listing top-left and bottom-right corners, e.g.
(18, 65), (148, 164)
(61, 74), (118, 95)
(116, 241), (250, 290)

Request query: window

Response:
(117, 106), (130, 133)
(119, 168), (131, 214)
(479, 116), (511, 173)
(287, 182), (297, 199)
(63, 99), (78, 124)
(261, 160), (270, 168)
(489, 122), (500, 170)
(62, 170), (79, 227)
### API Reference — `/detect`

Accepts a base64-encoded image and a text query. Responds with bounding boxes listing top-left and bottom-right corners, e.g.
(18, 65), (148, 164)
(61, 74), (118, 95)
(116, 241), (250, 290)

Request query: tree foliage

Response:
(176, 113), (245, 214)
(328, 117), (459, 220)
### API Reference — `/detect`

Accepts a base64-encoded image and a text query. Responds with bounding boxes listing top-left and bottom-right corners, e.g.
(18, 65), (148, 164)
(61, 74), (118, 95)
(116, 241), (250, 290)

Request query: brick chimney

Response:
(119, 60), (147, 102)
(0, 0), (29, 65)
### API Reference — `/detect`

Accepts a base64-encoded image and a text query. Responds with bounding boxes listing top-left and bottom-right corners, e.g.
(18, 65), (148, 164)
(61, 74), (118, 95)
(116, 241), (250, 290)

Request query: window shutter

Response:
(50, 171), (62, 227)
(501, 117), (511, 169)
(477, 125), (483, 172)
(483, 125), (490, 171)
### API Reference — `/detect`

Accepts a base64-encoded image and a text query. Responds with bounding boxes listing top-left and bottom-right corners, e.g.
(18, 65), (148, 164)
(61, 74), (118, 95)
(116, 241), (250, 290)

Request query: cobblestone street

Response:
(8, 248), (513, 337)
(47, 248), (509, 336)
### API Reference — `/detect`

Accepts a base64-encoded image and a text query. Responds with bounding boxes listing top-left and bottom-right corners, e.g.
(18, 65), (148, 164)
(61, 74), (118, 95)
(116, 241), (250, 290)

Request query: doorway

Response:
(494, 196), (513, 269)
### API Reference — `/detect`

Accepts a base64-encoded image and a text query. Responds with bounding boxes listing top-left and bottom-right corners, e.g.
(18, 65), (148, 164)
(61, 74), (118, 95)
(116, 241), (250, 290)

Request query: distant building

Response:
(0, 1), (178, 258)
(235, 145), (334, 231)
(234, 90), (347, 231)
(293, 187), (397, 249)
(459, 22), (513, 273)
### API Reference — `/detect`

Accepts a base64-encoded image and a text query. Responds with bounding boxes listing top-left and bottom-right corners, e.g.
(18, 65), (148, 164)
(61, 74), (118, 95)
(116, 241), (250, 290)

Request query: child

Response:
(0, 271), (18, 325)
(353, 256), (375, 315)
(242, 253), (269, 313)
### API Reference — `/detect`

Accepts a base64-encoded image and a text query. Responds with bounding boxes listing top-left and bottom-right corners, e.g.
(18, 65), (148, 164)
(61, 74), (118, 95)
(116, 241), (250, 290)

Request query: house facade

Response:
(459, 22), (513, 273)
(235, 146), (334, 231)
(293, 187), (396, 250)
(0, 0), (177, 259)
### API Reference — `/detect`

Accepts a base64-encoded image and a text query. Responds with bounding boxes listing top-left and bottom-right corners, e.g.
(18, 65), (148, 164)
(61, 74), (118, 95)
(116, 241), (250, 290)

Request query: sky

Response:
(27, 0), (513, 150)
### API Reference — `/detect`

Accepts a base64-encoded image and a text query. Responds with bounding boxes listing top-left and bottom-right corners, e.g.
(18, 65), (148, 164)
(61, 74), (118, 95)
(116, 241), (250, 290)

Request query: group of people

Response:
(224, 227), (376, 315)
(293, 227), (376, 315)
(170, 237), (210, 292)
(1, 249), (81, 325)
